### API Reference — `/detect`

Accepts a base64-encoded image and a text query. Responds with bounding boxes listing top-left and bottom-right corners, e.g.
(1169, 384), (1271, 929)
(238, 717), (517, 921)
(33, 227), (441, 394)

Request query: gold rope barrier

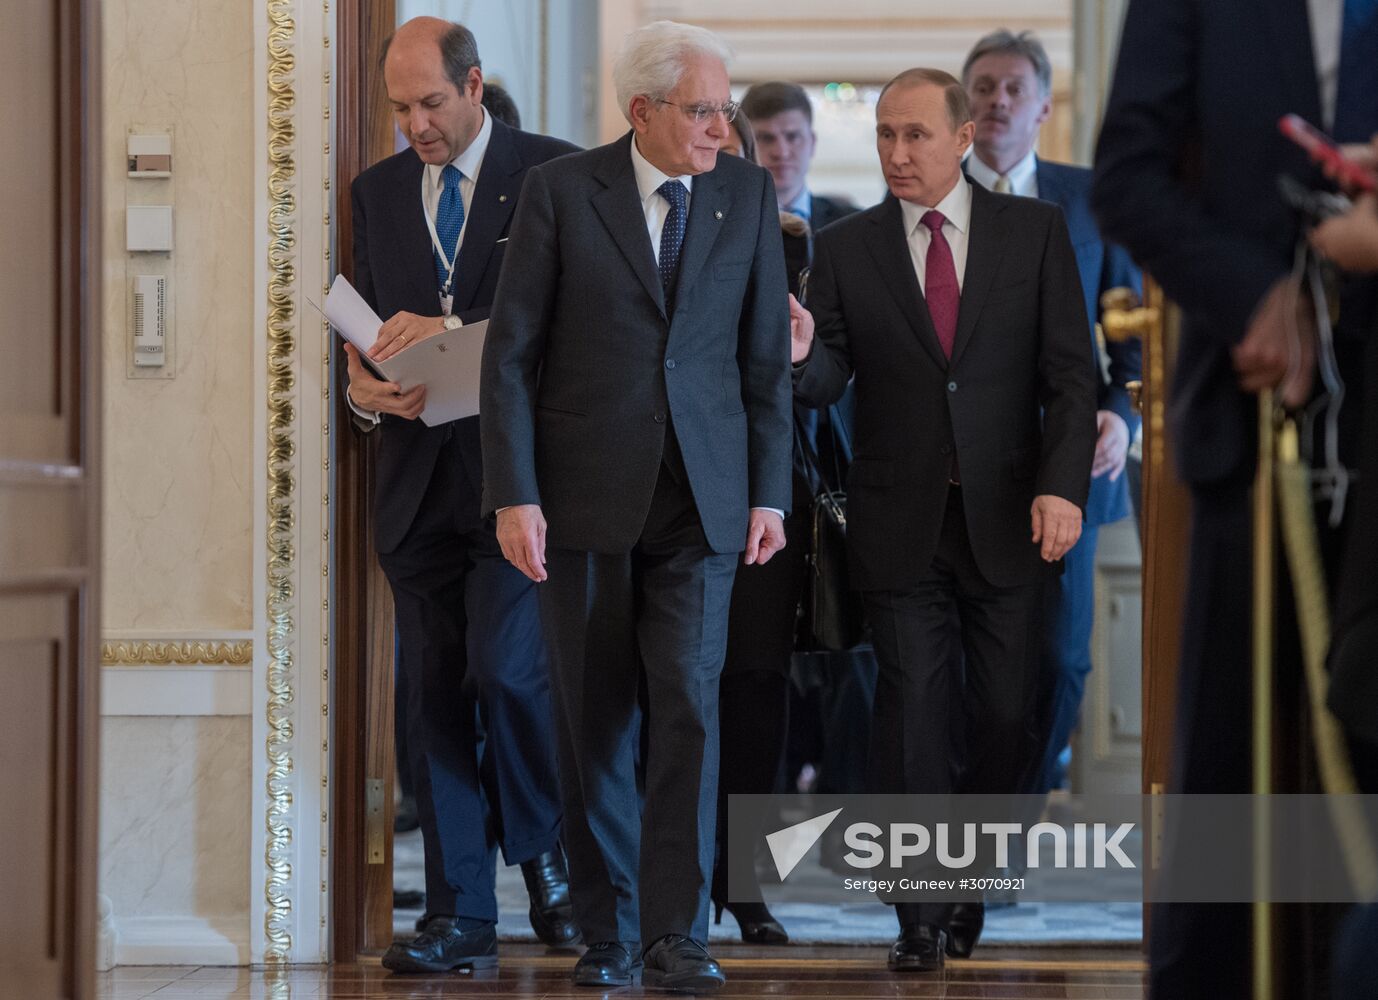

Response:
(1275, 420), (1378, 894)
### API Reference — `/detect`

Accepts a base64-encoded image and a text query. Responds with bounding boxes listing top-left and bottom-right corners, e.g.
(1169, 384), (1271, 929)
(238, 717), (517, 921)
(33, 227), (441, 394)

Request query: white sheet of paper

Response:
(377, 319), (488, 426)
(324, 274), (487, 426)
(323, 273), (383, 353)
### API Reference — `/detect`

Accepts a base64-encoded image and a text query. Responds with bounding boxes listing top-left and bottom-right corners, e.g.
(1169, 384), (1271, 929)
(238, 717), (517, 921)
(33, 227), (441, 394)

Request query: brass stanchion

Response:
(1253, 392), (1277, 1000)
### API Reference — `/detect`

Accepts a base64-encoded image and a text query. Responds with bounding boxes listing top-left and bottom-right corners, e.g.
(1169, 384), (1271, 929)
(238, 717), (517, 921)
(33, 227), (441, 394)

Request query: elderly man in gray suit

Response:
(480, 20), (793, 993)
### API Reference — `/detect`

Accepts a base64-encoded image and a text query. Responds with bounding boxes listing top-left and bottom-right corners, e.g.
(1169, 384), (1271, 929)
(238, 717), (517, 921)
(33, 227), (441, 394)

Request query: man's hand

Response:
(1230, 276), (1315, 408)
(344, 343), (426, 419)
(369, 310), (446, 363)
(789, 293), (814, 364)
(744, 509), (786, 566)
(1091, 410), (1130, 482)
(496, 504), (548, 583)
(1031, 494), (1083, 562)
(1319, 139), (1378, 195)
(1310, 192), (1378, 273)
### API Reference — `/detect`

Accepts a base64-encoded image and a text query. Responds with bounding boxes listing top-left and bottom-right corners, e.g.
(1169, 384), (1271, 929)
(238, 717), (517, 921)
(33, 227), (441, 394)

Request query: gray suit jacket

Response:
(480, 133), (793, 554)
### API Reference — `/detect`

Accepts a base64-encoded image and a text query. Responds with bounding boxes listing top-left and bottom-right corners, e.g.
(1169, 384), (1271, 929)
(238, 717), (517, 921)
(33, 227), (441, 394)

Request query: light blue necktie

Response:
(434, 164), (465, 293)
(1334, 0), (1378, 142)
(657, 179), (687, 307)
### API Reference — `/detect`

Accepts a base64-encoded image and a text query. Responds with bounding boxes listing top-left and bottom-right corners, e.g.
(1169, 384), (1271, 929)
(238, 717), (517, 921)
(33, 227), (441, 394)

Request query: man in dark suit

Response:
(962, 30), (1143, 797)
(480, 20), (792, 992)
(741, 81), (857, 231)
(1092, 1), (1377, 996)
(791, 67), (1097, 973)
(345, 17), (579, 973)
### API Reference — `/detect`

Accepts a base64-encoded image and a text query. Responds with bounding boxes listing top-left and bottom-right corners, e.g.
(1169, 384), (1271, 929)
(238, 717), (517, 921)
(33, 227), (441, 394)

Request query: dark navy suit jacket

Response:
(350, 120), (578, 553)
(1035, 158), (1142, 526)
(1090, 0), (1365, 488)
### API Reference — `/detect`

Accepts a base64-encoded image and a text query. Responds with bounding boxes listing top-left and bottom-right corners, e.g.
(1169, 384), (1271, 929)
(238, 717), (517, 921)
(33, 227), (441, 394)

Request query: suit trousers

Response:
(377, 428), (561, 921)
(540, 457), (738, 948)
(864, 486), (1042, 931)
(1030, 522), (1101, 793)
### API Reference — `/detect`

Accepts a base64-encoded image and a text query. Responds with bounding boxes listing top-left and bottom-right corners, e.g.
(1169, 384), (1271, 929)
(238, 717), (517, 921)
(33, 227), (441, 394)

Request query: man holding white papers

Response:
(346, 16), (579, 973)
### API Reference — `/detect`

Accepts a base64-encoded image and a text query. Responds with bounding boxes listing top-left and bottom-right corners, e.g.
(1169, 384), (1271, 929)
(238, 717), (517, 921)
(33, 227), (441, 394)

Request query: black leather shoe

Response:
(642, 934), (726, 993)
(573, 940), (639, 987)
(382, 916), (497, 973)
(888, 923), (946, 973)
(713, 899), (788, 945)
(945, 901), (984, 958)
(522, 848), (581, 946)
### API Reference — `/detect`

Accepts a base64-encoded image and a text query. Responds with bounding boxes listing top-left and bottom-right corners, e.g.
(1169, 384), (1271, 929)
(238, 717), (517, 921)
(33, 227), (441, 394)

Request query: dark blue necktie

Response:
(657, 179), (687, 305)
(1334, 0), (1378, 142)
(434, 164), (465, 293)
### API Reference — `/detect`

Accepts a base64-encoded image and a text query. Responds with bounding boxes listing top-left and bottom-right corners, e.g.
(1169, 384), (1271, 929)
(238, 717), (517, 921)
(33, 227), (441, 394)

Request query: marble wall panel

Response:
(100, 716), (251, 922)
(101, 0), (255, 632)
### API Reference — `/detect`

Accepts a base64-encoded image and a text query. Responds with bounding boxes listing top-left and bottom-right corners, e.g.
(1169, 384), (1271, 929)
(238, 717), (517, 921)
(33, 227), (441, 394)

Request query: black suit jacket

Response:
(794, 184), (1098, 590)
(350, 120), (579, 553)
(1091, 0), (1370, 488)
(810, 193), (858, 233)
(480, 133), (793, 554)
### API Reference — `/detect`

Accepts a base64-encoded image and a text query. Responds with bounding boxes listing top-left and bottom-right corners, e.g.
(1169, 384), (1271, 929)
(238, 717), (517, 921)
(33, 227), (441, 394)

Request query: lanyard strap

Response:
(422, 173), (467, 300)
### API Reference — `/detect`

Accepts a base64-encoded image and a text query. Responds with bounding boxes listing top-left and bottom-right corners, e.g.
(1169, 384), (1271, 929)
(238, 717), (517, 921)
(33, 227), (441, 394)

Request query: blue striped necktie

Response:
(1334, 0), (1378, 142)
(434, 164), (465, 292)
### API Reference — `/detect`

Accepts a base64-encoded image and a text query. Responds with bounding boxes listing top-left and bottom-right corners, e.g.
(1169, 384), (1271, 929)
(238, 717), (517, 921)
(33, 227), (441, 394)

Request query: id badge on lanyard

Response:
(424, 180), (464, 316)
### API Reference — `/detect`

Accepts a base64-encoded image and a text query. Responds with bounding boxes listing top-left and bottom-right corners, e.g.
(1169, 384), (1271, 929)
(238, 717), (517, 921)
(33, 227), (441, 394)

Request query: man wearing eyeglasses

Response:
(481, 18), (791, 994)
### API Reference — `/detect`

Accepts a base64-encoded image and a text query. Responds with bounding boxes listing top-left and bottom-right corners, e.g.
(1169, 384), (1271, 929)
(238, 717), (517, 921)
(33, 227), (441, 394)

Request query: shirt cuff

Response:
(752, 506), (785, 519)
(345, 385), (381, 426)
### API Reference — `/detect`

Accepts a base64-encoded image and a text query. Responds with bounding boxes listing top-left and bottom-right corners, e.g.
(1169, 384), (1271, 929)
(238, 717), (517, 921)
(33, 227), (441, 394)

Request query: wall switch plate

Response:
(126, 205), (173, 252)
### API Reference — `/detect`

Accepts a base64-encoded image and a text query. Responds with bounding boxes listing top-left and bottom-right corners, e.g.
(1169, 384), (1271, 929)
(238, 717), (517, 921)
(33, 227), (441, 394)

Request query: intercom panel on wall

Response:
(125, 126), (175, 379)
(132, 275), (166, 367)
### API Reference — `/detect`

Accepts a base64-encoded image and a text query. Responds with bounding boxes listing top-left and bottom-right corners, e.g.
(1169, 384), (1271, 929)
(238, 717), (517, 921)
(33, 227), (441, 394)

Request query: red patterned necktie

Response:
(921, 209), (961, 484)
(920, 209), (958, 358)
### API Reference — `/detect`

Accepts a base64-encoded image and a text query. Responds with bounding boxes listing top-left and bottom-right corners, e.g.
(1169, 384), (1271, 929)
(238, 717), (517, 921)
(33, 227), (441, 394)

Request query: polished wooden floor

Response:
(97, 944), (1145, 998)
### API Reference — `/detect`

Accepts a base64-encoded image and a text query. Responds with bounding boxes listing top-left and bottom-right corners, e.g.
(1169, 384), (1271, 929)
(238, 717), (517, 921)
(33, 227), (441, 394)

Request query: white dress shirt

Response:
(965, 148), (1039, 199)
(630, 135), (693, 265)
(421, 106), (493, 262)
(898, 176), (973, 295)
(1309, 0), (1343, 129)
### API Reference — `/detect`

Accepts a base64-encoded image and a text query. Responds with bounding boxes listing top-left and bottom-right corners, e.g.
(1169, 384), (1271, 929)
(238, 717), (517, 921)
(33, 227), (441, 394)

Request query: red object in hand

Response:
(1279, 113), (1378, 193)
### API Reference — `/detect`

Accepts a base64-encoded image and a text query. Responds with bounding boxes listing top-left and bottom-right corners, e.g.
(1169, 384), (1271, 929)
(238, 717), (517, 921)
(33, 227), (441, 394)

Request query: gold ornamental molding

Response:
(264, 0), (298, 965)
(102, 640), (253, 666)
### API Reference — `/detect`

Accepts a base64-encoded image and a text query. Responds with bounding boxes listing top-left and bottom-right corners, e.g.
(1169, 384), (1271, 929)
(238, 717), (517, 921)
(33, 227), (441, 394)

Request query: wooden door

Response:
(0, 0), (102, 997)
(333, 0), (400, 959)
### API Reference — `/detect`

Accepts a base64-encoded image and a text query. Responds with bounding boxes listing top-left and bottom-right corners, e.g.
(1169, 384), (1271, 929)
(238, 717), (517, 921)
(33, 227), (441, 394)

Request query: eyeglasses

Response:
(655, 99), (740, 124)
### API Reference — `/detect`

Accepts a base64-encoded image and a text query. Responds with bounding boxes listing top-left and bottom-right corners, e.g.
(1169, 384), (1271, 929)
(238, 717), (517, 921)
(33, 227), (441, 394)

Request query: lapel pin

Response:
(499, 194), (509, 203)
(714, 210), (723, 220)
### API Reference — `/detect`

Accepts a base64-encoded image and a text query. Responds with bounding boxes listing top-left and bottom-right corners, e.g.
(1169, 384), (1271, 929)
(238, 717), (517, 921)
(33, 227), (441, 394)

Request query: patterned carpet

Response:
(393, 827), (1143, 946)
